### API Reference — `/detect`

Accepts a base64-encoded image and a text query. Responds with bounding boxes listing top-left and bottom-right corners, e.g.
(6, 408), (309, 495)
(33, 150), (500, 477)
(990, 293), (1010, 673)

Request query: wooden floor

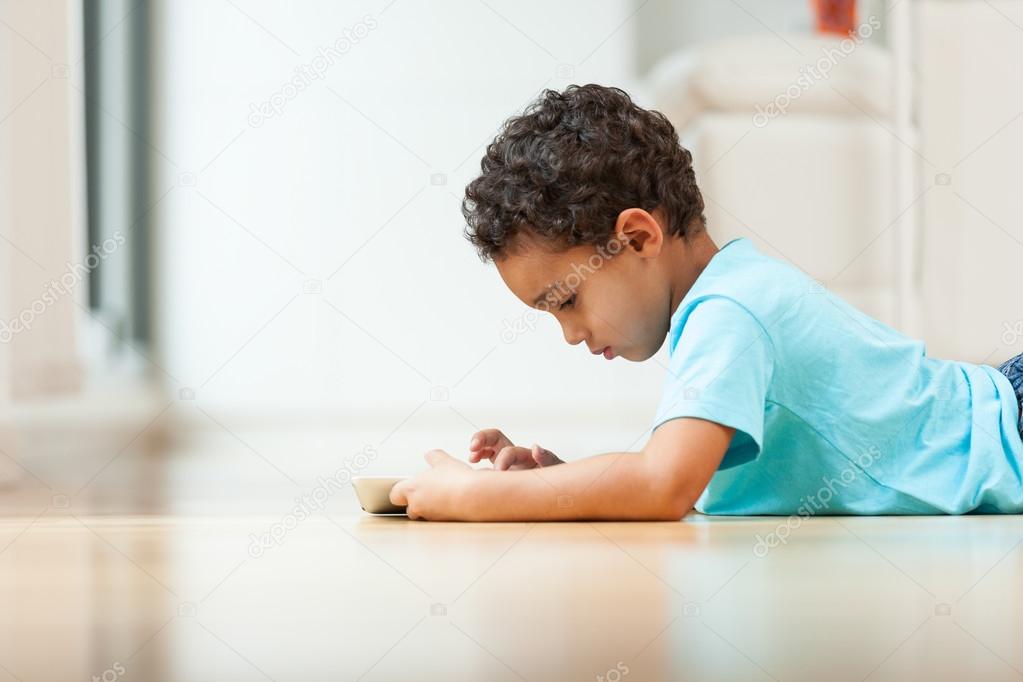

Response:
(1, 421), (1021, 681)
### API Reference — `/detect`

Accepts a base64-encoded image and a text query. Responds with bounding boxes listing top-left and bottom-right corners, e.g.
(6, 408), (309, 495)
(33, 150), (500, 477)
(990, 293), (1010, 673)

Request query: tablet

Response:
(351, 476), (408, 515)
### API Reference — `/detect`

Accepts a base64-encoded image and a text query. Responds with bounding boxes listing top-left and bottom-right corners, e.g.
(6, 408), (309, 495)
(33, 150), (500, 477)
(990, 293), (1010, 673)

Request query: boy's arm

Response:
(462, 418), (734, 521)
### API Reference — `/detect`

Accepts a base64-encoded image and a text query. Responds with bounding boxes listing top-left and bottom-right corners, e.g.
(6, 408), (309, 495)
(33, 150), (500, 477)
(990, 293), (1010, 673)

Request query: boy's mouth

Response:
(592, 346), (614, 360)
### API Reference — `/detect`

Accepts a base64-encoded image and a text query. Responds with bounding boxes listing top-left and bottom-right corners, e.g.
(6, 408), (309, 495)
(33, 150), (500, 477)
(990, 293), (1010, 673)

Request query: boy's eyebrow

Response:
(532, 281), (564, 307)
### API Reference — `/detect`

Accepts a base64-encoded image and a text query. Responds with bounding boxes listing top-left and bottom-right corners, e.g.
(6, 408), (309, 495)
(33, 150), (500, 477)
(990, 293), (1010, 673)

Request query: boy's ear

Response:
(614, 208), (664, 258)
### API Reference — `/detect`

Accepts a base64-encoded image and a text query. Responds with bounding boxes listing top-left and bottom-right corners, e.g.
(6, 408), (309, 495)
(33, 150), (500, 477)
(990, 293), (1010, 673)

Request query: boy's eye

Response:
(559, 294), (576, 310)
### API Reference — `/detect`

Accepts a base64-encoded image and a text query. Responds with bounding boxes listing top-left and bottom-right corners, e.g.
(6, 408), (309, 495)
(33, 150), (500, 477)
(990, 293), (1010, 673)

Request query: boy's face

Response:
(494, 234), (673, 362)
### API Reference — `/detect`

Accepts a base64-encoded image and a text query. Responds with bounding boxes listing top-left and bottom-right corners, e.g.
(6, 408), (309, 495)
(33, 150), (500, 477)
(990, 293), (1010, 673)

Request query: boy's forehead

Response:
(494, 252), (550, 305)
(495, 247), (581, 306)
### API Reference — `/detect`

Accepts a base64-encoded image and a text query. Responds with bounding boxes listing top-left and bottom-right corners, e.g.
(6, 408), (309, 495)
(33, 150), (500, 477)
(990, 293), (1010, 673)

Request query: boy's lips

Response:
(592, 346), (614, 360)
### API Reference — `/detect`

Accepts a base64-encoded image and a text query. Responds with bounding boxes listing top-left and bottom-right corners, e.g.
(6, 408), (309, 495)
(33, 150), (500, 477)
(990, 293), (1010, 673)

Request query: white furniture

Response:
(0, 0), (86, 483)
(648, 34), (907, 332)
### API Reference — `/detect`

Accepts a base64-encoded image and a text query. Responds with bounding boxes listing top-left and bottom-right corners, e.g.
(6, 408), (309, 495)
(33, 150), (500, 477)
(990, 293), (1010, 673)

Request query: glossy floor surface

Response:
(1, 423), (1021, 681)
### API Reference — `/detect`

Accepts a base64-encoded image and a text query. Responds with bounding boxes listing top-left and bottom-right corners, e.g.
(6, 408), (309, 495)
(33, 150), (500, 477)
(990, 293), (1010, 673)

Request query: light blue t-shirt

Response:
(653, 237), (1023, 515)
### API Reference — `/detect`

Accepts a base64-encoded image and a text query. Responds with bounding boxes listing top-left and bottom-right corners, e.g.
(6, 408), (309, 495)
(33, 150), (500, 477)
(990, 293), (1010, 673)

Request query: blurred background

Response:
(2, 0), (1023, 678)
(1, 0), (1022, 506)
(2, 0), (1023, 507)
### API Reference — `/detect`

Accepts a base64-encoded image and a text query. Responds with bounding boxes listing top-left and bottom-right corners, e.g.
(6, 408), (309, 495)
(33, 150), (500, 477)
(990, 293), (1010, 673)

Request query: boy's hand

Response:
(389, 449), (477, 521)
(468, 428), (564, 470)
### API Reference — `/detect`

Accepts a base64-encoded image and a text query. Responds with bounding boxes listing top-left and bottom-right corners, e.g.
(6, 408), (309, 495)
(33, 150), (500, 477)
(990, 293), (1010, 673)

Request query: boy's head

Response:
(462, 84), (710, 362)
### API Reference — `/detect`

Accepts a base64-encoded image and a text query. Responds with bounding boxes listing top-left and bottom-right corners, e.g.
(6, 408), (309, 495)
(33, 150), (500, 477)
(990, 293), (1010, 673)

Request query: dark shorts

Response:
(997, 351), (1023, 441)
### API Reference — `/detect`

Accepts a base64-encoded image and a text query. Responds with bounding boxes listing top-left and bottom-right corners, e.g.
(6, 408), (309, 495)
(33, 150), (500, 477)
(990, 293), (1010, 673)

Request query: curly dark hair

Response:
(462, 83), (705, 261)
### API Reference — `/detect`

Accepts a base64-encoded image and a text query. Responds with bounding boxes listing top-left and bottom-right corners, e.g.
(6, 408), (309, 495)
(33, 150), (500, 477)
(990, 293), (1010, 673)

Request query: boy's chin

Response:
(619, 346), (655, 362)
(621, 338), (668, 362)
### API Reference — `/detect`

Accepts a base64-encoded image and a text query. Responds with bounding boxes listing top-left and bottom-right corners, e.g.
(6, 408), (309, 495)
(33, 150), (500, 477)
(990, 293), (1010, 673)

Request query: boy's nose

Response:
(561, 323), (586, 347)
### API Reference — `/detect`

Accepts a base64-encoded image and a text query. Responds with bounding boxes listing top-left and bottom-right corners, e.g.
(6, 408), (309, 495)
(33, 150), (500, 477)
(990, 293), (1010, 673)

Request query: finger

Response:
(471, 428), (510, 452)
(531, 444), (563, 467)
(468, 433), (489, 462)
(493, 445), (517, 470)
(389, 481), (408, 506)
(468, 447), (494, 464)
(469, 429), (508, 463)
(494, 445), (530, 471)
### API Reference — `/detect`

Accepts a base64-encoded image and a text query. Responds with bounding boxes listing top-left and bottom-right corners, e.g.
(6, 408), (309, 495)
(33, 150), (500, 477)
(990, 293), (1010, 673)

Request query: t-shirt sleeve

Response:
(652, 296), (775, 471)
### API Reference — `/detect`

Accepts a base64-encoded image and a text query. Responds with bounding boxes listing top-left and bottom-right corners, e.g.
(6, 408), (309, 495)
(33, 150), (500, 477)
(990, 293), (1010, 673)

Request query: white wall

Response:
(150, 0), (1023, 444)
(151, 0), (667, 432)
(917, 0), (1023, 367)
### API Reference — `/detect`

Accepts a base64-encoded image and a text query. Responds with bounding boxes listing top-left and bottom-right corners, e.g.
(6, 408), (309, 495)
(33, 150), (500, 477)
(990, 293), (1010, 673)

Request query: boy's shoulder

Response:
(670, 235), (919, 371)
(698, 236), (810, 289)
(670, 237), (812, 341)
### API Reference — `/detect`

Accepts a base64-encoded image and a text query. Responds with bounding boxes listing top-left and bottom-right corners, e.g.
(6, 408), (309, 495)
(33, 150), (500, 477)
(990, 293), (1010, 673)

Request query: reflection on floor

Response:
(1, 418), (1021, 681)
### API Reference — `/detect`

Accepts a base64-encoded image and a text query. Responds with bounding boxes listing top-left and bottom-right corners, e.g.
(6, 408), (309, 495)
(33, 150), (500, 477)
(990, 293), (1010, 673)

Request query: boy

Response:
(389, 84), (1023, 521)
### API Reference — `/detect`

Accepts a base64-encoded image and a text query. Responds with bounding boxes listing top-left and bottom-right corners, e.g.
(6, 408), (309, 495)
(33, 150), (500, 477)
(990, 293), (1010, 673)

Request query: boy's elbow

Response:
(643, 462), (698, 520)
(646, 483), (695, 520)
(660, 494), (694, 521)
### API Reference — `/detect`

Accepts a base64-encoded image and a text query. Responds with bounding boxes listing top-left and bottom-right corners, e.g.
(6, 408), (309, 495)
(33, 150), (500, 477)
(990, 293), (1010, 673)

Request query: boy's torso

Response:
(657, 237), (1023, 515)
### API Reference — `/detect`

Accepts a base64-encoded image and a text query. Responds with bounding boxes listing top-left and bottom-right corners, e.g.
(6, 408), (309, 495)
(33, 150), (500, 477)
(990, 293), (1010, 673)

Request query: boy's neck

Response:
(667, 230), (720, 318)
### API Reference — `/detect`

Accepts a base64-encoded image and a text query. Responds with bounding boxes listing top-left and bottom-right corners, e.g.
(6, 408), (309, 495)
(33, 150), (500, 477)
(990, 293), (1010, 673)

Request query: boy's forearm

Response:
(463, 452), (690, 521)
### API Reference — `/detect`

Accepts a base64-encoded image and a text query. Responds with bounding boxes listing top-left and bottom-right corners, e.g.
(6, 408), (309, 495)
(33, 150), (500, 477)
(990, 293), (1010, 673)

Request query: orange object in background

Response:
(812, 0), (858, 35)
